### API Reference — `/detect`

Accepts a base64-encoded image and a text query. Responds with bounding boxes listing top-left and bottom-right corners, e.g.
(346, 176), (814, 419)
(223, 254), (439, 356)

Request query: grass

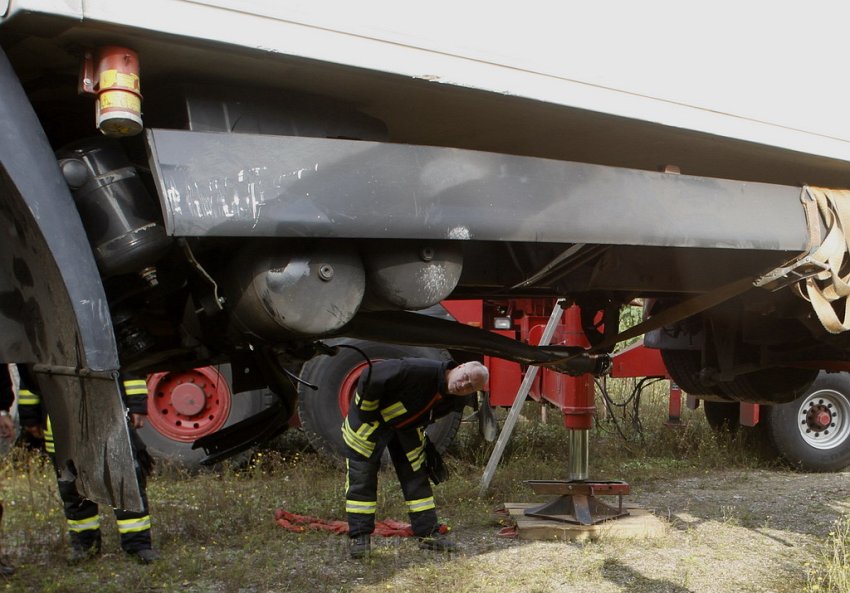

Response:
(0, 378), (845, 593)
(804, 514), (850, 593)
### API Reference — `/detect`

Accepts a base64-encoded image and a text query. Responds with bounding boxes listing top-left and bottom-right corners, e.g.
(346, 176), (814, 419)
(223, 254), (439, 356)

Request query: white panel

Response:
(10, 0), (850, 161)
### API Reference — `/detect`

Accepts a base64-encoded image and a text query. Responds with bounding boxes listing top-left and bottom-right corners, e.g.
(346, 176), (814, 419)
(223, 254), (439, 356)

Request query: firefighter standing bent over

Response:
(343, 358), (488, 559)
(17, 366), (159, 564)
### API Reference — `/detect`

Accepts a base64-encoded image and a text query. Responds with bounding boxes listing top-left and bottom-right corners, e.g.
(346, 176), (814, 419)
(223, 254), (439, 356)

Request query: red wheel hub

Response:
(146, 367), (232, 442)
(808, 405), (832, 431)
(338, 362), (370, 417)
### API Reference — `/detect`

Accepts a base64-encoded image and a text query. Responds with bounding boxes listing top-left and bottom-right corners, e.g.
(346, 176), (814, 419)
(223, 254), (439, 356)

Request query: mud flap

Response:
(37, 370), (144, 510)
(0, 48), (142, 510)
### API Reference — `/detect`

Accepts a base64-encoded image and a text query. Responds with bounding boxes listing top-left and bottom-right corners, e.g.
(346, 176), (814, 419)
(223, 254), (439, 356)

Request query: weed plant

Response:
(805, 514), (850, 593)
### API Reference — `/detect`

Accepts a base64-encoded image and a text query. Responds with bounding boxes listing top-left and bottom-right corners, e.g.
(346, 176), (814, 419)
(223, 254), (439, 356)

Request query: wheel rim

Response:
(146, 367), (232, 443)
(338, 362), (370, 417)
(796, 388), (850, 450)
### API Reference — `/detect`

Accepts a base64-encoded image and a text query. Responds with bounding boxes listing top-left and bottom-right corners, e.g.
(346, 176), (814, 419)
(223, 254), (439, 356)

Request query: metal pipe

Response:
(479, 300), (566, 495)
(567, 429), (589, 481)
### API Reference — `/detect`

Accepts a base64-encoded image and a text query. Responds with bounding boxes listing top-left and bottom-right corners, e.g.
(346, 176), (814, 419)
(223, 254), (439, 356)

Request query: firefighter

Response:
(17, 366), (159, 565)
(0, 366), (16, 576)
(343, 358), (488, 559)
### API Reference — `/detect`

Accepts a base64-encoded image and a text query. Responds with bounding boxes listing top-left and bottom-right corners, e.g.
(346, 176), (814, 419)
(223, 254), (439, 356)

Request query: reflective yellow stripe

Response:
(356, 421), (379, 440)
(342, 432), (370, 458)
(45, 417), (54, 453)
(346, 500), (377, 515)
(407, 445), (426, 471)
(406, 443), (425, 464)
(67, 515), (101, 532)
(406, 497), (436, 513)
(18, 389), (40, 405)
(345, 459), (350, 492)
(122, 380), (148, 396)
(380, 401), (407, 423)
(342, 418), (374, 458)
(357, 390), (379, 412)
(116, 515), (151, 534)
(405, 428), (426, 470)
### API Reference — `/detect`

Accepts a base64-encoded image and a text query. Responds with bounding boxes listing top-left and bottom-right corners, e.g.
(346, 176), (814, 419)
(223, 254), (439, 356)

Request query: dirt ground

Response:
(343, 468), (850, 593)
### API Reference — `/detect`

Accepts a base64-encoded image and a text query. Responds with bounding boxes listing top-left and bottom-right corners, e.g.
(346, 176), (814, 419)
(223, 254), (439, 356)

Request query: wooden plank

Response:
(500, 502), (667, 542)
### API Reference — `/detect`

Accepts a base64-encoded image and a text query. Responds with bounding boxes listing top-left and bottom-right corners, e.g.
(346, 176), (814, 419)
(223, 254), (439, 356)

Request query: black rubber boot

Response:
(349, 534), (371, 559)
(67, 537), (102, 565)
(418, 532), (459, 553)
(129, 548), (159, 564)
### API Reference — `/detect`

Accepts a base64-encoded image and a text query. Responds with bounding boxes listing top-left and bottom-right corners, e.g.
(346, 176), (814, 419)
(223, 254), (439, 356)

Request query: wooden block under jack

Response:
(501, 503), (667, 542)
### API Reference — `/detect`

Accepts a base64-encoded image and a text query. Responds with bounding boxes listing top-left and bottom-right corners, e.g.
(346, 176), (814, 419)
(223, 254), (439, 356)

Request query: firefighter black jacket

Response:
(355, 358), (460, 428)
(342, 358), (465, 462)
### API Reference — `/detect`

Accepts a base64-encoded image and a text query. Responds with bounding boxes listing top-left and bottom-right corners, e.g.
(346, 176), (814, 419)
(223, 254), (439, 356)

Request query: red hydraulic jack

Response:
(523, 306), (630, 525)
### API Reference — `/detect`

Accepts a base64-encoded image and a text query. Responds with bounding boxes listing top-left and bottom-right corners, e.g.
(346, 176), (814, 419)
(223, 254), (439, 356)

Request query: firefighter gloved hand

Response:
(424, 437), (449, 485)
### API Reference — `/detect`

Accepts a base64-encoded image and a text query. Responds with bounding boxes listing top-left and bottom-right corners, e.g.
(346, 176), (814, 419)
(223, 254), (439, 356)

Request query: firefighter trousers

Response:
(49, 425), (153, 553)
(345, 429), (438, 538)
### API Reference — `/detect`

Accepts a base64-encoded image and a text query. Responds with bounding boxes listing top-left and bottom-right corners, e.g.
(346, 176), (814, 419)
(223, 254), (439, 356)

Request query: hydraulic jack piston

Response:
(523, 307), (630, 526)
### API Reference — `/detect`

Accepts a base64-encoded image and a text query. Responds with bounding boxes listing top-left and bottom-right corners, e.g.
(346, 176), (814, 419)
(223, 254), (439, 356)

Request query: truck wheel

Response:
(702, 401), (740, 431)
(660, 349), (724, 398)
(297, 339), (460, 463)
(718, 367), (818, 405)
(763, 372), (850, 472)
(138, 365), (273, 471)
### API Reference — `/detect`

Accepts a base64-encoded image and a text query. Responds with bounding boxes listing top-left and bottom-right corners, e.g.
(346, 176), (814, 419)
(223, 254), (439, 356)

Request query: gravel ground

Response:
(344, 468), (850, 593)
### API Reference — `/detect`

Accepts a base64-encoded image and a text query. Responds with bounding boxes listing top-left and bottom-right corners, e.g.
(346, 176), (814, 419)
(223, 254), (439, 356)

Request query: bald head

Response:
(445, 361), (489, 396)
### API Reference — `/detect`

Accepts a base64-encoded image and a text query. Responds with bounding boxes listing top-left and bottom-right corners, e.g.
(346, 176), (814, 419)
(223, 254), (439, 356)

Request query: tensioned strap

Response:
(579, 186), (840, 352)
(794, 186), (850, 334)
(586, 276), (756, 354)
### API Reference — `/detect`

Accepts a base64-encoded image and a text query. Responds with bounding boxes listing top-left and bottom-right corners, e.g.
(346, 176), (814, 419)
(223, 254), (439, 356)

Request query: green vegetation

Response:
(0, 381), (845, 593)
(804, 514), (850, 593)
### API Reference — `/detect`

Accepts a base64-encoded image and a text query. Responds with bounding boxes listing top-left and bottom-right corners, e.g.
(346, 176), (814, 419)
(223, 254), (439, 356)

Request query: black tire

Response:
(763, 371), (850, 472)
(702, 400), (776, 458)
(660, 349), (725, 398)
(703, 401), (740, 431)
(662, 348), (818, 404)
(138, 365), (274, 471)
(297, 339), (461, 463)
(719, 367), (819, 405)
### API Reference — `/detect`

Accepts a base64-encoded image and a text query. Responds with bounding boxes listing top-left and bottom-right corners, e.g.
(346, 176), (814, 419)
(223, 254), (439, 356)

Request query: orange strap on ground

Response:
(273, 509), (447, 537)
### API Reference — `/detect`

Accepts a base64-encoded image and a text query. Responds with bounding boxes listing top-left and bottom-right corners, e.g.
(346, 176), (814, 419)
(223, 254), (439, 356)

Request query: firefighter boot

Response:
(418, 532), (459, 553)
(349, 534), (371, 559)
(129, 548), (160, 564)
(67, 535), (102, 565)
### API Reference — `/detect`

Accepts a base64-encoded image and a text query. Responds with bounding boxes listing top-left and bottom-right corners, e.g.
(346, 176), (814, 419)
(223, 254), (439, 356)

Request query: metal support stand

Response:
(523, 480), (630, 525)
(566, 429), (589, 480)
(525, 419), (630, 526)
(479, 301), (565, 496)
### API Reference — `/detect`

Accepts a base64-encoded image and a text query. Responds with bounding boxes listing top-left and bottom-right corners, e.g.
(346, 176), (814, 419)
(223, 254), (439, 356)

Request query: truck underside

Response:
(3, 6), (850, 505)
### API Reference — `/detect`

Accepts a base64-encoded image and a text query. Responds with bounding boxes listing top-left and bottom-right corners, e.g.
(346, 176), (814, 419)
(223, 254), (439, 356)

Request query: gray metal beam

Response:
(146, 129), (809, 252)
